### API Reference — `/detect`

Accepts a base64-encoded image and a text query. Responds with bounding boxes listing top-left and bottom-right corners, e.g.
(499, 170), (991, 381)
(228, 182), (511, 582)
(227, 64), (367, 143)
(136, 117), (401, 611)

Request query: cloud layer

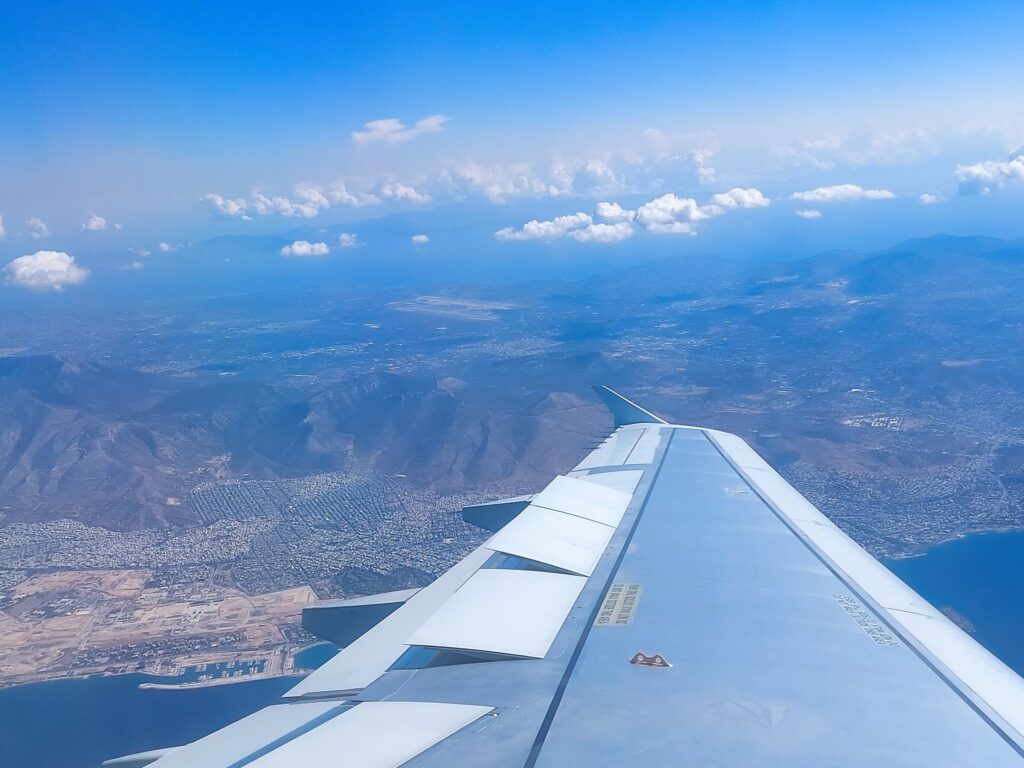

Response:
(496, 187), (769, 243)
(351, 115), (449, 145)
(789, 184), (896, 203)
(4, 250), (89, 292)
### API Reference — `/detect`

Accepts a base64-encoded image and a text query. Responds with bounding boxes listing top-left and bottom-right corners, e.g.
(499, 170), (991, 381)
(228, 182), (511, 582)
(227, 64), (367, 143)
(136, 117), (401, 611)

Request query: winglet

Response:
(592, 385), (667, 427)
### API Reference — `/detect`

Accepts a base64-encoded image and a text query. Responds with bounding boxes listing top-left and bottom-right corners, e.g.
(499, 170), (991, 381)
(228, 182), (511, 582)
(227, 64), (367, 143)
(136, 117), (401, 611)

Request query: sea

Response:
(3, 532), (1024, 768)
(0, 644), (337, 768)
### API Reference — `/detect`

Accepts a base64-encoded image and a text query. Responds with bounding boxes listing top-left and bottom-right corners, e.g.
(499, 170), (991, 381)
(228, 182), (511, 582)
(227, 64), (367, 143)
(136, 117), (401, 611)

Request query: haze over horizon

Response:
(3, 1), (1024, 304)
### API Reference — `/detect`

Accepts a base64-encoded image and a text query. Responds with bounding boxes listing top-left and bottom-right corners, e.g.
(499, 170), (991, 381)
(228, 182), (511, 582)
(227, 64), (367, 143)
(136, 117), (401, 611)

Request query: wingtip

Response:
(592, 385), (667, 427)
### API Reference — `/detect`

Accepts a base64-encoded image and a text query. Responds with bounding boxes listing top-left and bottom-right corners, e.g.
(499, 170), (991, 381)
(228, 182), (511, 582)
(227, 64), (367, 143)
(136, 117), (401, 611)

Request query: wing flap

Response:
(484, 505), (614, 576)
(406, 569), (587, 659)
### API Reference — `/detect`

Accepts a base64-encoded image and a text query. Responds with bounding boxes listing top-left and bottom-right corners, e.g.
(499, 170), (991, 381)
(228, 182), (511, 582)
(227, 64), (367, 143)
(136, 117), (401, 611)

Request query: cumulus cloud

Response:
(280, 240), (329, 257)
(204, 178), (420, 222)
(26, 217), (50, 239)
(4, 250), (89, 292)
(0, 214), (5, 238)
(251, 184), (329, 219)
(158, 241), (174, 253)
(202, 194), (250, 220)
(351, 114), (449, 145)
(445, 155), (626, 205)
(789, 184), (896, 203)
(919, 193), (945, 205)
(337, 233), (360, 248)
(327, 181), (381, 207)
(708, 187), (771, 210)
(411, 234), (430, 244)
(497, 187), (769, 243)
(379, 182), (431, 204)
(567, 222), (634, 243)
(123, 261), (144, 271)
(955, 150), (1024, 195)
(495, 212), (593, 241)
(81, 212), (107, 231)
(635, 188), (769, 235)
(636, 194), (707, 235)
(795, 209), (822, 219)
(445, 161), (568, 204)
(596, 201), (636, 222)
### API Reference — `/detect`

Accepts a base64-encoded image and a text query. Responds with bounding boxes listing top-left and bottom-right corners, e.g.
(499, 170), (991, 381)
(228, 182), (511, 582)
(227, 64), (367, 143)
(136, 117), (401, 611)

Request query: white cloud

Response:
(206, 178), (422, 222)
(280, 240), (329, 257)
(327, 181), (381, 207)
(411, 234), (430, 244)
(789, 184), (896, 203)
(26, 217), (50, 239)
(445, 161), (568, 204)
(379, 182), (431, 204)
(202, 194), (250, 220)
(251, 184), (329, 219)
(497, 186), (769, 243)
(337, 233), (360, 248)
(0, 214), (5, 238)
(129, 247), (150, 258)
(351, 114), (449, 145)
(636, 188), (768, 234)
(123, 261), (144, 271)
(113, 223), (122, 231)
(81, 212), (107, 231)
(955, 151), (1024, 195)
(919, 193), (945, 205)
(795, 209), (822, 219)
(692, 150), (718, 185)
(495, 212), (593, 241)
(636, 194), (705, 235)
(596, 201), (636, 222)
(445, 155), (626, 205)
(158, 241), (174, 253)
(708, 187), (771, 210)
(559, 158), (622, 196)
(4, 250), (89, 292)
(567, 222), (634, 243)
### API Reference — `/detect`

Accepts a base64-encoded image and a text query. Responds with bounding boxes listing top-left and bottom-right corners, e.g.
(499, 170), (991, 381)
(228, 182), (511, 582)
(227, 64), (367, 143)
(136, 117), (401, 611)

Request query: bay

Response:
(885, 529), (1024, 676)
(0, 672), (297, 768)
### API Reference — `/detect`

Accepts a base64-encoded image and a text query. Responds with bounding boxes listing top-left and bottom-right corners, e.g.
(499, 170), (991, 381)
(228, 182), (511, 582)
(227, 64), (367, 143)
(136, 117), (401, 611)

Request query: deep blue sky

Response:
(2, 1), (1024, 300)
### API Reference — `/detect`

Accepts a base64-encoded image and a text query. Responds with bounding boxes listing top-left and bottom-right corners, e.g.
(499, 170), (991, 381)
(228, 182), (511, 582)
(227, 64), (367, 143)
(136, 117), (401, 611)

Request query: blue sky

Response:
(2, 0), (1024, 297)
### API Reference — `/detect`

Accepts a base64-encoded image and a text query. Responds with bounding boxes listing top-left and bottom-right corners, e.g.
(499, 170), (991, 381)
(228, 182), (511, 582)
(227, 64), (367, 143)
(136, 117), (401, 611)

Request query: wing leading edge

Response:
(104, 387), (1024, 767)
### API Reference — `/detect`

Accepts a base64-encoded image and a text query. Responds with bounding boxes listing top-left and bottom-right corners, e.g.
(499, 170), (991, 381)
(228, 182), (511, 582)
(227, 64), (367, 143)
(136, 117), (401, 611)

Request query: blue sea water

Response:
(293, 642), (339, 670)
(3, 532), (1024, 768)
(0, 672), (297, 768)
(884, 530), (1024, 676)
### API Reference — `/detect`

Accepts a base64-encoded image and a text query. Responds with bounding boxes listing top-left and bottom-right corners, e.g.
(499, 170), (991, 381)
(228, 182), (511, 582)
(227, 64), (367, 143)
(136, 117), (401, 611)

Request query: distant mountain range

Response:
(0, 358), (600, 530)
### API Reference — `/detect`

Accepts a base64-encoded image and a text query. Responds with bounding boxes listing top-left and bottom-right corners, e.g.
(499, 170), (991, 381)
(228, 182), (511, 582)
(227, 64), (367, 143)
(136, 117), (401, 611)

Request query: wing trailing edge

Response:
(592, 385), (667, 427)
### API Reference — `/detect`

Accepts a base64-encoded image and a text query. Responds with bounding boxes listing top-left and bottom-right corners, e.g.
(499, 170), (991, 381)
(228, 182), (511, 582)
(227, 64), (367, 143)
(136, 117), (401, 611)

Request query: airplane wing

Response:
(105, 387), (1024, 767)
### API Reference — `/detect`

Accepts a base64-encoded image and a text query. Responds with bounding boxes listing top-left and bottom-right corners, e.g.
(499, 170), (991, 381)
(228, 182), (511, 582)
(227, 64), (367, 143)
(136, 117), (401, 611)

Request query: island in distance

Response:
(4, 234), (1024, 690)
